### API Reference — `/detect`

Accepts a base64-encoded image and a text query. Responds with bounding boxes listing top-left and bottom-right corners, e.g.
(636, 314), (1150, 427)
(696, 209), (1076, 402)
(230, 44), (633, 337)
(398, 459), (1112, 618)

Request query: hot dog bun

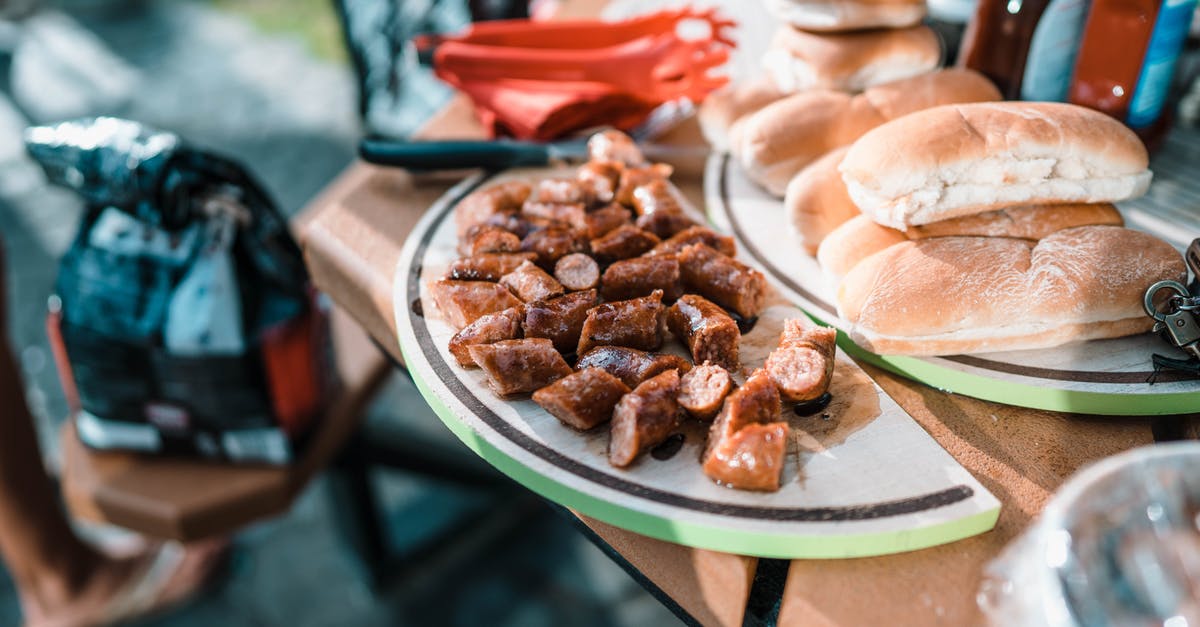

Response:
(763, 25), (941, 93)
(738, 69), (1000, 196)
(699, 76), (788, 151)
(840, 102), (1153, 229)
(836, 226), (1184, 355)
(764, 0), (926, 32)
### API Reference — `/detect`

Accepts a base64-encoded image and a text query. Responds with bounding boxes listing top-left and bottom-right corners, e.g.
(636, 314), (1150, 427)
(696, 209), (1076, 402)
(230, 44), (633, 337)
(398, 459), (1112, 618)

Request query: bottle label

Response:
(1020, 0), (1090, 102)
(1127, 0), (1198, 128)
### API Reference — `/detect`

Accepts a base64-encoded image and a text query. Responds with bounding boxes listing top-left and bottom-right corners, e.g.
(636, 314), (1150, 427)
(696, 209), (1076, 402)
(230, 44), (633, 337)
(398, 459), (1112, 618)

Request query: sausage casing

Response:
(521, 226), (588, 269)
(651, 225), (737, 258)
(765, 319), (837, 402)
(678, 362), (733, 421)
(554, 253), (600, 291)
(667, 294), (741, 371)
(448, 305), (524, 368)
(455, 180), (530, 238)
(500, 260), (565, 303)
(532, 367), (630, 430)
(467, 338), (573, 397)
(608, 369), (682, 468)
(447, 252), (538, 282)
(600, 255), (683, 302)
(678, 243), (767, 320)
(589, 225), (660, 263)
(428, 279), (523, 330)
(577, 290), (666, 355)
(522, 289), (598, 354)
(576, 345), (691, 389)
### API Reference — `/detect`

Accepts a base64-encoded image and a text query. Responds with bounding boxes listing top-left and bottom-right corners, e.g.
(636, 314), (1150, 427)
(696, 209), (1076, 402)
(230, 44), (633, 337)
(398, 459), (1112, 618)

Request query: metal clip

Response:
(1144, 280), (1200, 360)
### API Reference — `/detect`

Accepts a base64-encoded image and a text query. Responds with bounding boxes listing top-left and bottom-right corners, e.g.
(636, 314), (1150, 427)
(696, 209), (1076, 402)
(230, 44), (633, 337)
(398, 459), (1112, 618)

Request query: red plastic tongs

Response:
(413, 8), (737, 141)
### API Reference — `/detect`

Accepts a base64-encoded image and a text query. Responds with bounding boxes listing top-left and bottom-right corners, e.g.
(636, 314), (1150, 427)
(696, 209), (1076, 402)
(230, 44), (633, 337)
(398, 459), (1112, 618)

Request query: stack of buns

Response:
(814, 101), (1185, 356)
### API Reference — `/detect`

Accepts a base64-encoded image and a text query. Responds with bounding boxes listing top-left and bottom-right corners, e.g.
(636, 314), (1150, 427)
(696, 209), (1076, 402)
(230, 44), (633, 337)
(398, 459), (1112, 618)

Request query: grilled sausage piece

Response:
(666, 294), (741, 371)
(636, 208), (696, 240)
(554, 253), (600, 291)
(701, 369), (787, 491)
(448, 305), (525, 368)
(484, 213), (547, 240)
(678, 362), (733, 421)
(500, 260), (565, 303)
(532, 367), (630, 430)
(584, 204), (633, 239)
(576, 346), (691, 389)
(577, 290), (666, 355)
(590, 225), (661, 263)
(587, 129), (646, 166)
(428, 279), (523, 330)
(447, 252), (539, 282)
(521, 201), (587, 232)
(630, 180), (695, 239)
(458, 224), (521, 257)
(522, 289), (598, 354)
(651, 226), (737, 258)
(467, 338), (573, 397)
(678, 243), (767, 320)
(531, 178), (599, 209)
(615, 164), (673, 206)
(608, 370), (682, 468)
(578, 161), (623, 204)
(600, 255), (683, 302)
(521, 226), (588, 269)
(765, 319), (837, 402)
(455, 180), (530, 238)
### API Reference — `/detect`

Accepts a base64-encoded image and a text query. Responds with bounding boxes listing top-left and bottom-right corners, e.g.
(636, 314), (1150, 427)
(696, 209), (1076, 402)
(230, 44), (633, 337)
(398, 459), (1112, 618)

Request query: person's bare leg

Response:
(0, 241), (224, 627)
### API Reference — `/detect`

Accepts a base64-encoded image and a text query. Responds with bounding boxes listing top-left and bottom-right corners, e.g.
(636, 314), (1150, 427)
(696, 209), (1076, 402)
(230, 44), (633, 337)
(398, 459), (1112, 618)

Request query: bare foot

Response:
(20, 539), (228, 627)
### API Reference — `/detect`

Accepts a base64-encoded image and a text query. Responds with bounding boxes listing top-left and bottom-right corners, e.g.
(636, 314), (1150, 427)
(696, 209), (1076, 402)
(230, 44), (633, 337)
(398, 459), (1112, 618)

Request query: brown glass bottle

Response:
(957, 0), (1052, 99)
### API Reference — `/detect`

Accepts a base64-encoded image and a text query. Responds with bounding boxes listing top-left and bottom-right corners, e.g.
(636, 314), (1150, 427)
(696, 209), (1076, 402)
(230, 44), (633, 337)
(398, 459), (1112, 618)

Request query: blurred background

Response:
(0, 1), (680, 625)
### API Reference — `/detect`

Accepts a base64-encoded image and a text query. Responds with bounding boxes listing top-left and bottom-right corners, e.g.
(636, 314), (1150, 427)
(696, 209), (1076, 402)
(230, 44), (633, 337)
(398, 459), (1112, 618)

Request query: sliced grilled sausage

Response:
(500, 260), (565, 303)
(600, 255), (683, 302)
(650, 225), (737, 258)
(577, 290), (666, 355)
(678, 362), (733, 421)
(678, 243), (767, 320)
(458, 224), (521, 257)
(587, 129), (646, 166)
(521, 226), (588, 270)
(522, 289), (597, 354)
(635, 209), (696, 240)
(455, 180), (530, 238)
(521, 201), (587, 232)
(448, 305), (525, 368)
(765, 319), (837, 402)
(630, 180), (696, 239)
(467, 338), (572, 397)
(701, 369), (786, 491)
(531, 177), (599, 209)
(428, 279), (523, 330)
(554, 253), (600, 291)
(532, 367), (630, 430)
(447, 252), (539, 282)
(584, 204), (633, 239)
(590, 225), (661, 263)
(608, 369), (682, 468)
(576, 346), (691, 389)
(578, 161), (622, 204)
(615, 163), (673, 206)
(666, 294), (741, 371)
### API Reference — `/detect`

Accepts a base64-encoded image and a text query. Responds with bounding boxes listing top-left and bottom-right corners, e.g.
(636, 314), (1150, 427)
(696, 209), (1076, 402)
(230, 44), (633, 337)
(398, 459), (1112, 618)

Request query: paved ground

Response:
(0, 2), (679, 625)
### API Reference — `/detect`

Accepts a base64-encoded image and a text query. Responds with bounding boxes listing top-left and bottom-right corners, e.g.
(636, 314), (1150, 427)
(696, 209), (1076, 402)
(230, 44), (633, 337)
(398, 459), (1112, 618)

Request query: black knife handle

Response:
(358, 139), (550, 170)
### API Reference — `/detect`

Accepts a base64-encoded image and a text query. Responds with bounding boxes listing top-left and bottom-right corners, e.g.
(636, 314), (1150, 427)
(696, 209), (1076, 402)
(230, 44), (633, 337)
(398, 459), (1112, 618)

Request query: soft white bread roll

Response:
(816, 203), (1125, 282)
(787, 146), (858, 253)
(840, 102), (1153, 230)
(764, 0), (926, 31)
(763, 25), (941, 94)
(699, 77), (788, 151)
(836, 226), (1184, 356)
(738, 69), (1001, 196)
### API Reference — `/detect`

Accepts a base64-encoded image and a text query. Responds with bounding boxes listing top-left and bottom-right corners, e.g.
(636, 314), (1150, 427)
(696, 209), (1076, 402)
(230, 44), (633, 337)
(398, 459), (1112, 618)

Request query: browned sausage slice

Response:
(522, 289), (598, 354)
(459, 224), (522, 257)
(678, 243), (767, 320)
(706, 369), (780, 439)
(531, 178), (599, 208)
(678, 362), (733, 421)
(615, 164), (673, 206)
(577, 290), (666, 355)
(521, 226), (588, 269)
(553, 253), (600, 291)
(578, 161), (623, 204)
(635, 209), (696, 240)
(447, 252), (539, 282)
(651, 225), (737, 258)
(765, 319), (837, 402)
(455, 180), (530, 238)
(532, 367), (630, 430)
(447, 305), (524, 368)
(702, 422), (789, 492)
(467, 338), (573, 397)
(584, 204), (633, 239)
(608, 369), (682, 468)
(521, 202), (587, 232)
(587, 130), (647, 166)
(576, 346), (691, 388)
(600, 255), (683, 302)
(428, 279), (523, 330)
(667, 294), (741, 371)
(589, 225), (661, 263)
(500, 260), (565, 303)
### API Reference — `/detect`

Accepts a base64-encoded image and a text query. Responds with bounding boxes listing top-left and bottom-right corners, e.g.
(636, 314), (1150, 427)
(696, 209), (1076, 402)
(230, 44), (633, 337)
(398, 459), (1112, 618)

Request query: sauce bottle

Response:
(1069, 0), (1198, 148)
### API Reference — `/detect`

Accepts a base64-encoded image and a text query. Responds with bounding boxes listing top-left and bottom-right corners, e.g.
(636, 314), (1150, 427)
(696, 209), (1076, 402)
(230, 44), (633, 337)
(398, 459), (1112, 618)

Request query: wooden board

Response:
(392, 167), (999, 559)
(705, 153), (1200, 416)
